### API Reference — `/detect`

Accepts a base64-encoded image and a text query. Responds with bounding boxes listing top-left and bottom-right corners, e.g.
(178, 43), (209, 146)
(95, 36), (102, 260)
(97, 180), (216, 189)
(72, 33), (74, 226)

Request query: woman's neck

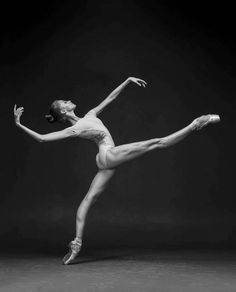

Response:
(67, 112), (81, 126)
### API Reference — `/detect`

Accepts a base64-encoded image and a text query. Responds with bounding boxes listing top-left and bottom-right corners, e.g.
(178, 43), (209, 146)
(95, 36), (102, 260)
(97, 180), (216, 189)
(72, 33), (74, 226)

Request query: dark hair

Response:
(45, 100), (64, 124)
(45, 113), (55, 123)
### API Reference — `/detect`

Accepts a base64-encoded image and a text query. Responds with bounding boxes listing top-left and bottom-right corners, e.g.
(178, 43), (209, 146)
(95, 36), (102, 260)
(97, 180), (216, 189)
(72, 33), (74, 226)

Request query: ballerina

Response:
(14, 76), (220, 265)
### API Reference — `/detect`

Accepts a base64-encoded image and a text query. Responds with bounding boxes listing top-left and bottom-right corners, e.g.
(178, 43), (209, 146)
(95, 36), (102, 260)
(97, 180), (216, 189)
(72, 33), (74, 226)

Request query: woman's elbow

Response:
(38, 135), (45, 143)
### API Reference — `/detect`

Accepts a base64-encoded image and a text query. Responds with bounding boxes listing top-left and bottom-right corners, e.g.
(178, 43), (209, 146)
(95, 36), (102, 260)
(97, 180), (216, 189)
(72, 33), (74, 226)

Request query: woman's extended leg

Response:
(105, 114), (220, 168)
(62, 169), (115, 265)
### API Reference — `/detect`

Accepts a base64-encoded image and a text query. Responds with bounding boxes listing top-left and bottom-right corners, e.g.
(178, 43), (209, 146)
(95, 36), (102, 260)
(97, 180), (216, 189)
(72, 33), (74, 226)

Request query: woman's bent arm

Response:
(14, 104), (74, 142)
(91, 77), (147, 115)
(16, 123), (74, 142)
(16, 123), (44, 142)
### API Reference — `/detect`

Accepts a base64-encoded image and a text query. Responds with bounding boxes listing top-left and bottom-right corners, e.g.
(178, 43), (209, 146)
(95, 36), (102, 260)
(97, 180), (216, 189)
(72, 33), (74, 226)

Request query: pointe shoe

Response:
(62, 238), (82, 265)
(192, 114), (220, 130)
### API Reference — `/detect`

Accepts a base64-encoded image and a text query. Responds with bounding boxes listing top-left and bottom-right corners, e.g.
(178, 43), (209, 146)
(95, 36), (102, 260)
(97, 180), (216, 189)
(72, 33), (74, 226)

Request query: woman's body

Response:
(14, 77), (220, 265)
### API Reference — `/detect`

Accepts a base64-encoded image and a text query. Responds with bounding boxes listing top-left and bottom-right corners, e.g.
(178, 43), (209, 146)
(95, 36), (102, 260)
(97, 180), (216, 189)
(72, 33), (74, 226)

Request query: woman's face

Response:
(58, 100), (76, 112)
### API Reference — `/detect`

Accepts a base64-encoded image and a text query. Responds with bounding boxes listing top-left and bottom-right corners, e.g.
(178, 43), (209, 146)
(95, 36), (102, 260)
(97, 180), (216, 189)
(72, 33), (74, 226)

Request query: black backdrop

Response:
(0, 1), (235, 252)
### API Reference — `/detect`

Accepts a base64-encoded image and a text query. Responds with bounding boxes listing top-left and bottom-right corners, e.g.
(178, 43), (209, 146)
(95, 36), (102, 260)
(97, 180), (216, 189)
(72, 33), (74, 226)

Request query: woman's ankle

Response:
(74, 236), (82, 243)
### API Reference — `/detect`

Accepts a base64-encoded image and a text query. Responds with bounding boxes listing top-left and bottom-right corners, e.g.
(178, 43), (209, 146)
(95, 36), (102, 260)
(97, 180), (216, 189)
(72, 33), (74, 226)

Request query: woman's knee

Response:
(76, 194), (99, 220)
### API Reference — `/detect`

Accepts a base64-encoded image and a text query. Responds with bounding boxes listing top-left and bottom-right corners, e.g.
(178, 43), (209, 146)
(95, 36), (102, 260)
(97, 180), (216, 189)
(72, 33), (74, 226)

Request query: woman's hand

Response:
(14, 104), (24, 125)
(128, 77), (147, 87)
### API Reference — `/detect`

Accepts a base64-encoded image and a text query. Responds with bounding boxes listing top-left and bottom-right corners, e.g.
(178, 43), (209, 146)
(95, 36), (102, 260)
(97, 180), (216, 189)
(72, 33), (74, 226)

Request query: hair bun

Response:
(45, 114), (55, 123)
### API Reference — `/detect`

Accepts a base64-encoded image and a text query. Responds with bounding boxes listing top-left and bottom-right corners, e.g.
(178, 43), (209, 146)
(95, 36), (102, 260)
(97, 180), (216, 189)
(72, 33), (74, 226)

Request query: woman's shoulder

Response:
(84, 109), (97, 117)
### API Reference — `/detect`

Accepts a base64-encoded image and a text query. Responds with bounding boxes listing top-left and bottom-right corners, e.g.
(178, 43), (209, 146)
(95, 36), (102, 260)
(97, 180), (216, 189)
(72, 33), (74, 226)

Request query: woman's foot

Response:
(62, 237), (82, 265)
(191, 114), (220, 131)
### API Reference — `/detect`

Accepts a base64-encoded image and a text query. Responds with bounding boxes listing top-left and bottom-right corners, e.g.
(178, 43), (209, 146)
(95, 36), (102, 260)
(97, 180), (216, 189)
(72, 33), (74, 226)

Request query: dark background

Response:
(0, 0), (235, 253)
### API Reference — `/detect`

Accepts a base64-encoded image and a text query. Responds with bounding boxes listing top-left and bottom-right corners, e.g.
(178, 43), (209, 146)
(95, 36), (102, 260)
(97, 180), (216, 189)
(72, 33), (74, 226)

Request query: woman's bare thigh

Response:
(103, 138), (159, 169)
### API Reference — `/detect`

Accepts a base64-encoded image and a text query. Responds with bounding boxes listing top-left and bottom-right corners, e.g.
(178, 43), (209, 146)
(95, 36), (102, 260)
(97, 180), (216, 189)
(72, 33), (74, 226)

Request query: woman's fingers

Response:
(15, 106), (24, 112)
(137, 80), (146, 87)
(136, 79), (147, 87)
(130, 77), (148, 87)
(141, 81), (146, 87)
(14, 104), (18, 114)
(138, 78), (147, 85)
(136, 78), (147, 84)
(14, 105), (24, 118)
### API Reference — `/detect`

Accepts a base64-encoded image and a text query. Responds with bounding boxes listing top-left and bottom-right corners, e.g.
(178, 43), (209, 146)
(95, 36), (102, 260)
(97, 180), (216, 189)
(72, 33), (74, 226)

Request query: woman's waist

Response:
(79, 129), (114, 146)
(97, 134), (115, 147)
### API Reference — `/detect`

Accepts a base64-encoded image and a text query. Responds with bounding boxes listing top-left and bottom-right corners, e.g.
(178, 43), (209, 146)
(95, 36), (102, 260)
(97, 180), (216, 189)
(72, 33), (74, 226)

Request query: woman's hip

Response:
(96, 144), (114, 170)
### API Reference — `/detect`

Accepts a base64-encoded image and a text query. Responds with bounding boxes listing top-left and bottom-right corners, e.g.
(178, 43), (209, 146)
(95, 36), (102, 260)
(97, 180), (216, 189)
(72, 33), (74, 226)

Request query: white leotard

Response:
(68, 111), (115, 169)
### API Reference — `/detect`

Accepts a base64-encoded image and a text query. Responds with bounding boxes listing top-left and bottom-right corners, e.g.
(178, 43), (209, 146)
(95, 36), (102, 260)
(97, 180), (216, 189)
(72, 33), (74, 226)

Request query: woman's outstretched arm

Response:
(90, 77), (147, 115)
(14, 105), (74, 142)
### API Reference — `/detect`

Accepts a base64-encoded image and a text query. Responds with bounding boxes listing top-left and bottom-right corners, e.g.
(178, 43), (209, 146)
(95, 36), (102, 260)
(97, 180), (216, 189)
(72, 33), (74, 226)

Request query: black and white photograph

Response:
(0, 0), (235, 291)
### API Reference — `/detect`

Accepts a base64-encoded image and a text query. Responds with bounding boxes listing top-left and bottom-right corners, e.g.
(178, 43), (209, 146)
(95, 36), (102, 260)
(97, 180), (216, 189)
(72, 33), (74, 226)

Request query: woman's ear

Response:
(60, 109), (66, 114)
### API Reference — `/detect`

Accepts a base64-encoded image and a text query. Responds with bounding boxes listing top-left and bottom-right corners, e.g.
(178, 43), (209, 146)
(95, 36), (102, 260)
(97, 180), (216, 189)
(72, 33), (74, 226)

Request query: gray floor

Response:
(1, 248), (236, 292)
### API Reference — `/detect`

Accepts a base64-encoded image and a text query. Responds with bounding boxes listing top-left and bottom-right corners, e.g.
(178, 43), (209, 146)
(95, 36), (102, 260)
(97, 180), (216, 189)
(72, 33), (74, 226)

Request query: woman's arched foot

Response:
(62, 238), (82, 265)
(192, 114), (220, 131)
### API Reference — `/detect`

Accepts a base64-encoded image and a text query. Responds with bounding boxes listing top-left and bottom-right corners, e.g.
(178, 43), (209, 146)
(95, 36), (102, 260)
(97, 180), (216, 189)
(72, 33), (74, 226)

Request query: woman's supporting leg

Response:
(76, 169), (115, 238)
(105, 114), (219, 168)
(62, 168), (115, 264)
